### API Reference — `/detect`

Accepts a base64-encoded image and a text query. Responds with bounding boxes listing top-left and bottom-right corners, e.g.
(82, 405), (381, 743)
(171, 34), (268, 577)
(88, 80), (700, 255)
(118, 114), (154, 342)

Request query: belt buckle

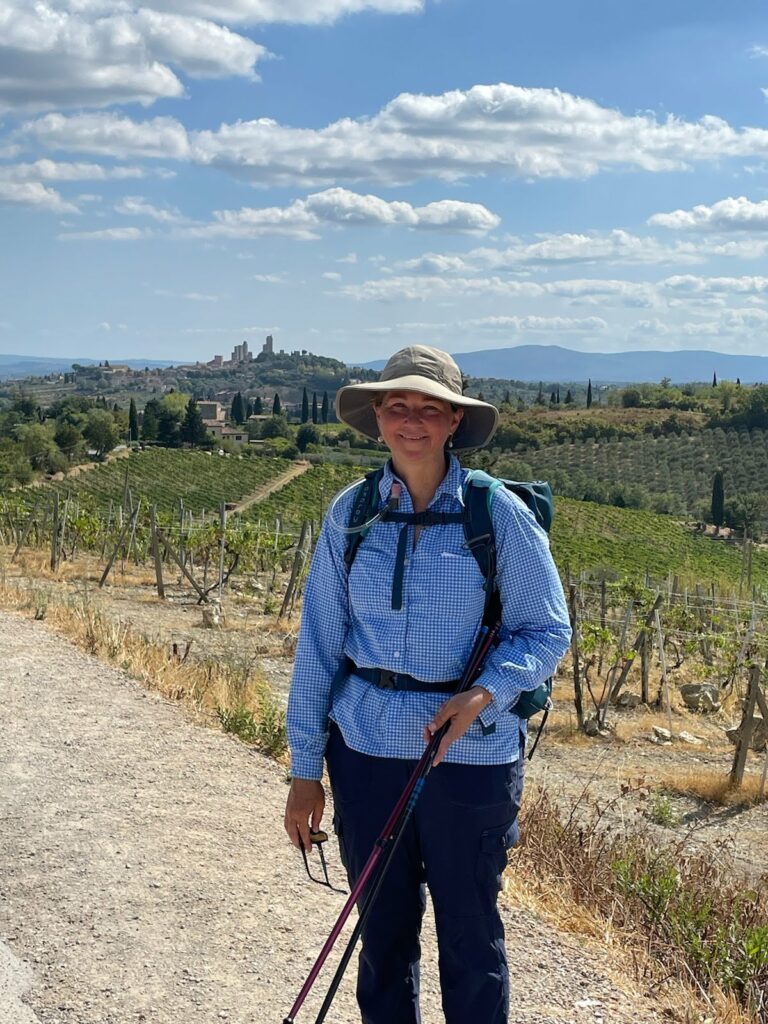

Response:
(378, 668), (396, 690)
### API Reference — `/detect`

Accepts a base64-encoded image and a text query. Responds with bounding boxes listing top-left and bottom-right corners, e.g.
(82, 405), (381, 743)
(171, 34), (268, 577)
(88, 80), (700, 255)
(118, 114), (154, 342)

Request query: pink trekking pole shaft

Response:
(282, 617), (501, 1023)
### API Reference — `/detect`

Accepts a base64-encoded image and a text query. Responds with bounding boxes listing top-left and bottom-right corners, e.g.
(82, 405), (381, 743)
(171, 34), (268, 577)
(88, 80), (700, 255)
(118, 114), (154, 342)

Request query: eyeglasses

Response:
(300, 830), (347, 895)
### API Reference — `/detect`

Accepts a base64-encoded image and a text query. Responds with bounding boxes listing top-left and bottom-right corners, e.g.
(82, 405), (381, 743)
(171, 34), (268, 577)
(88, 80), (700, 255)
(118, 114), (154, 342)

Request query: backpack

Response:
(343, 466), (555, 746)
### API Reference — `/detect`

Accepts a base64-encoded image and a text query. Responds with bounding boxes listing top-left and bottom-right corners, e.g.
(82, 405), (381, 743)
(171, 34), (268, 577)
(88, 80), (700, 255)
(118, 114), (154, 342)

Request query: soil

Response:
(2, 554), (767, 1024)
(0, 608), (675, 1024)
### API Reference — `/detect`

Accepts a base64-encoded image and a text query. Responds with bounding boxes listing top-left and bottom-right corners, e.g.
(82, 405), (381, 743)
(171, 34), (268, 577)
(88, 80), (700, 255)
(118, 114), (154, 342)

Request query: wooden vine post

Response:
(150, 505), (165, 599)
(654, 608), (673, 733)
(279, 520), (310, 620)
(730, 661), (765, 787)
(218, 502), (227, 604)
(568, 583), (584, 728)
(50, 493), (60, 572)
(608, 593), (664, 704)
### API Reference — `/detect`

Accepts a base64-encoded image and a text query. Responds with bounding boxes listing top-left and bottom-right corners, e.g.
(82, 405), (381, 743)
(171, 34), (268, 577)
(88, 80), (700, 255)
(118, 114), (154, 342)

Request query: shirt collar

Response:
(378, 453), (464, 510)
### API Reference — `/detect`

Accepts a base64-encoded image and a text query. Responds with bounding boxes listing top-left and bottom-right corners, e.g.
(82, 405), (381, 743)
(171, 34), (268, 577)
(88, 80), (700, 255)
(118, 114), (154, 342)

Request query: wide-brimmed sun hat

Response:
(336, 344), (498, 450)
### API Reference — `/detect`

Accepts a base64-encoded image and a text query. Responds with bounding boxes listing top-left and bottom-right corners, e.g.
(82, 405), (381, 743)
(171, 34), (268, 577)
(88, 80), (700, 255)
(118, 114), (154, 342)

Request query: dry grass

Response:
(655, 767), (768, 807)
(507, 784), (768, 1024)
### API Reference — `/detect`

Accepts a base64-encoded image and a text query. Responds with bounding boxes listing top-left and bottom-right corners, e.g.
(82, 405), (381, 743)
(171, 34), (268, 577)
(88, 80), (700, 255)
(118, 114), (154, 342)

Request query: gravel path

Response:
(0, 610), (666, 1024)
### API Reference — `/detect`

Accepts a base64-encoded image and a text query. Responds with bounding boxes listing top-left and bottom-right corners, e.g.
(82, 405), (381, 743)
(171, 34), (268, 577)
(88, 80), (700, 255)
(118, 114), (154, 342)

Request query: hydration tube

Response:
(326, 477), (400, 535)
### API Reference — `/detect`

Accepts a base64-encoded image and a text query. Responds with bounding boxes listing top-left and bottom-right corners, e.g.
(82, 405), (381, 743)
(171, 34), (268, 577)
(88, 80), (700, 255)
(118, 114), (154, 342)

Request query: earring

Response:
(377, 435), (383, 443)
(448, 435), (454, 449)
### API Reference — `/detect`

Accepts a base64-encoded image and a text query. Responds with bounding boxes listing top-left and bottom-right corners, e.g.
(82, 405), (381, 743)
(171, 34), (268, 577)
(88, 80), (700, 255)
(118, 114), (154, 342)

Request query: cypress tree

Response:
(128, 398), (139, 442)
(711, 470), (725, 529)
(181, 398), (208, 447)
(312, 392), (319, 424)
(564, 389), (573, 404)
(253, 395), (263, 415)
(535, 383), (545, 406)
(321, 391), (329, 424)
(586, 379), (593, 409)
(237, 391), (249, 424)
(712, 371), (718, 388)
(301, 387), (309, 423)
(141, 399), (160, 440)
(272, 393), (282, 416)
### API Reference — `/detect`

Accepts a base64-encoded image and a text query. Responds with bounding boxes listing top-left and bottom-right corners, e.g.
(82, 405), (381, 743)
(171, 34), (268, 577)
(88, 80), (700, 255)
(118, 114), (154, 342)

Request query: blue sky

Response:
(1, 0), (768, 365)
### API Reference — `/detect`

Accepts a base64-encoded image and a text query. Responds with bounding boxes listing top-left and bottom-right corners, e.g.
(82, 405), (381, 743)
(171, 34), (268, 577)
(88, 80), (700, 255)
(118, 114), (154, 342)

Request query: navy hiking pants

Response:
(325, 723), (524, 1024)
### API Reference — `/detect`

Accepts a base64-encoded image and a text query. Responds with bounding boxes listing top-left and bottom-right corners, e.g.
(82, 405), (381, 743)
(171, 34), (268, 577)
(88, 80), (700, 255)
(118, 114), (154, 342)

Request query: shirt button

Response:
(393, 651), (400, 659)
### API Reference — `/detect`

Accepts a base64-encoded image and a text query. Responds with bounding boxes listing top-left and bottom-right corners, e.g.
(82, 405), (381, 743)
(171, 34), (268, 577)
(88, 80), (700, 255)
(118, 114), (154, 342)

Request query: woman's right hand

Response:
(284, 778), (325, 852)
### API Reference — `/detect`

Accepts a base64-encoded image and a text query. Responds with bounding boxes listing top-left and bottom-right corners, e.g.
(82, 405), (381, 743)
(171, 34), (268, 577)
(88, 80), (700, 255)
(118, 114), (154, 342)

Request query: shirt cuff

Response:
(289, 753), (325, 781)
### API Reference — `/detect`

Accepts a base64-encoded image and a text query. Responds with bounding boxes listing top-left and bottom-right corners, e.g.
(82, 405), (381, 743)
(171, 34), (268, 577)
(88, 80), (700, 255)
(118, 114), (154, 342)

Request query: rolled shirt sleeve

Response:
(475, 488), (571, 729)
(286, 493), (352, 780)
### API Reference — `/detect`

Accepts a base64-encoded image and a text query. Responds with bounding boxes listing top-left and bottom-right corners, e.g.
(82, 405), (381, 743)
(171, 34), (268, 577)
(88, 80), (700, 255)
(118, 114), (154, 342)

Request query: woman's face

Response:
(374, 390), (463, 466)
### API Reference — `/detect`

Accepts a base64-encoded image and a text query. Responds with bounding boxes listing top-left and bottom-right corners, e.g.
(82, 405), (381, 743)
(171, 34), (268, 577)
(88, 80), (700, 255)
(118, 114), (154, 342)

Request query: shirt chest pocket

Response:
(418, 548), (487, 621)
(348, 535), (487, 621)
(347, 543), (396, 617)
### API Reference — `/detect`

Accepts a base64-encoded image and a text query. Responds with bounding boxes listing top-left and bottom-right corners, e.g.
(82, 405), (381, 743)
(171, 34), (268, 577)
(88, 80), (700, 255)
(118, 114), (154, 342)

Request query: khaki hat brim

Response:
(336, 375), (499, 450)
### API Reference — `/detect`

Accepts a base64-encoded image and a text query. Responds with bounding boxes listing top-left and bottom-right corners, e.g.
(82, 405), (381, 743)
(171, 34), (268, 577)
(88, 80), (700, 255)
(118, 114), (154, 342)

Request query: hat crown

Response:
(380, 345), (462, 396)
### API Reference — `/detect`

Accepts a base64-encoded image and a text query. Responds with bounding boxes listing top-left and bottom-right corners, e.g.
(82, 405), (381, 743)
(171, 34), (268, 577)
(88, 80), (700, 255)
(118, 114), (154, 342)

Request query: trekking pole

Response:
(282, 611), (502, 1024)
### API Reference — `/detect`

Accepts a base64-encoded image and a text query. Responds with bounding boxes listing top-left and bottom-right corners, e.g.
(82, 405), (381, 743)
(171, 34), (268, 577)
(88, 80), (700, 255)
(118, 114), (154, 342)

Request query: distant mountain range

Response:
(0, 355), (173, 381)
(361, 345), (768, 384)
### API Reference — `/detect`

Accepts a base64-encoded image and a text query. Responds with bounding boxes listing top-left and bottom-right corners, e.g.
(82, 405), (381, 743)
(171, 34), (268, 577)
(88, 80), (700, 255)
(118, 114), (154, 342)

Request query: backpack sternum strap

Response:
(387, 510), (465, 527)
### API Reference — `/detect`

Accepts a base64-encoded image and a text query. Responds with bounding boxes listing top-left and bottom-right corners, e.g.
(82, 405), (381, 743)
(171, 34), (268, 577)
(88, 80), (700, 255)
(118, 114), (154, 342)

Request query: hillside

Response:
(522, 427), (768, 516)
(363, 345), (768, 384)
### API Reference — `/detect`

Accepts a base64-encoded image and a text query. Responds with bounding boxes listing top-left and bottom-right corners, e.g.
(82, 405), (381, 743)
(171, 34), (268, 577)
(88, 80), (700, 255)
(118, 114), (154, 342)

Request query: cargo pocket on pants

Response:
(476, 820), (518, 900)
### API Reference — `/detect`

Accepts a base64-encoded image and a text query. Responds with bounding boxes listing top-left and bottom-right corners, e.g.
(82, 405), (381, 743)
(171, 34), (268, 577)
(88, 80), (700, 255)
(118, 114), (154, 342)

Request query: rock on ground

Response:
(0, 610), (664, 1024)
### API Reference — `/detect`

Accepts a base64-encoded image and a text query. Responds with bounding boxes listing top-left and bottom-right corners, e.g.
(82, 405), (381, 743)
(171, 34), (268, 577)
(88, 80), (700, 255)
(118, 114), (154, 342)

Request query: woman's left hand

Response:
(423, 686), (493, 766)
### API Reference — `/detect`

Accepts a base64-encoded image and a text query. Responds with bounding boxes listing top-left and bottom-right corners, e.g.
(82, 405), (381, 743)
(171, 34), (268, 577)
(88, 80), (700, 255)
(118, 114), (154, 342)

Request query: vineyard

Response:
(552, 498), (768, 590)
(1, 448), (766, 594)
(243, 463), (363, 529)
(21, 448), (291, 517)
(520, 427), (768, 514)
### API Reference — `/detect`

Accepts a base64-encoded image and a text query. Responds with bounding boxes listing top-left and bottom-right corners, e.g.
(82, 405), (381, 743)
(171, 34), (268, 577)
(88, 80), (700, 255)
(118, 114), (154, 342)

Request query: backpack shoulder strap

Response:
(344, 467), (385, 568)
(462, 470), (503, 616)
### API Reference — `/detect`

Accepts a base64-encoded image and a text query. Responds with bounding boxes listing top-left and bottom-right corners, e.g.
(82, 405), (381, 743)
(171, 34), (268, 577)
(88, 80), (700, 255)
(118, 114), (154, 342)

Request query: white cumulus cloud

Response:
(22, 82), (768, 186)
(397, 230), (768, 274)
(0, 159), (145, 181)
(464, 315), (608, 332)
(0, 2), (268, 113)
(649, 196), (768, 231)
(119, 0), (423, 25)
(179, 188), (499, 240)
(22, 112), (192, 159)
(116, 195), (186, 223)
(0, 180), (78, 212)
(58, 225), (147, 240)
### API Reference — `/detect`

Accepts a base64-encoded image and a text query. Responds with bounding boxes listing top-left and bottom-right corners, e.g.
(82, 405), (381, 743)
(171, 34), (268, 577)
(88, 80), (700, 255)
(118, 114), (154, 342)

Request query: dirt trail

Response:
(0, 610), (668, 1024)
(231, 461), (311, 514)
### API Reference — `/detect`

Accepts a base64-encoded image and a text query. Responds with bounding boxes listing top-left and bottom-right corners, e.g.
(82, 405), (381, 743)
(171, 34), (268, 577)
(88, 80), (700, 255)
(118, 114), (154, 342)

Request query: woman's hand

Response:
(423, 686), (493, 766)
(284, 778), (325, 851)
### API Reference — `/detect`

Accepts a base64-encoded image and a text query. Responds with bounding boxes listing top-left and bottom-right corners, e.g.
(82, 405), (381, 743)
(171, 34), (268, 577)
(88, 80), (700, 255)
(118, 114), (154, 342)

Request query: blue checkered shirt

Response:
(287, 455), (571, 780)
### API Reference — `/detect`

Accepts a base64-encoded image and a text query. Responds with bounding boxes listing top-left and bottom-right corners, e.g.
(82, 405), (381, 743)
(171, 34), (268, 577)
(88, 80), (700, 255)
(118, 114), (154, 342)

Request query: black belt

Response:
(348, 660), (459, 694)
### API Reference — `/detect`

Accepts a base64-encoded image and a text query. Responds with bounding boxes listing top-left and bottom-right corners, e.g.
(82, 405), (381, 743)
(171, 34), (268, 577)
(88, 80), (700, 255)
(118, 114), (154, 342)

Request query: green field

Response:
(244, 463), (364, 528)
(12, 449), (766, 591)
(23, 448), (290, 516)
(552, 497), (767, 590)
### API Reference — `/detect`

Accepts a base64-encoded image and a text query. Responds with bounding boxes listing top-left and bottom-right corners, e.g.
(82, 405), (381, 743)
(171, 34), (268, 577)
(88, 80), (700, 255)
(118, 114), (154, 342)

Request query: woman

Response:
(284, 344), (570, 1024)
